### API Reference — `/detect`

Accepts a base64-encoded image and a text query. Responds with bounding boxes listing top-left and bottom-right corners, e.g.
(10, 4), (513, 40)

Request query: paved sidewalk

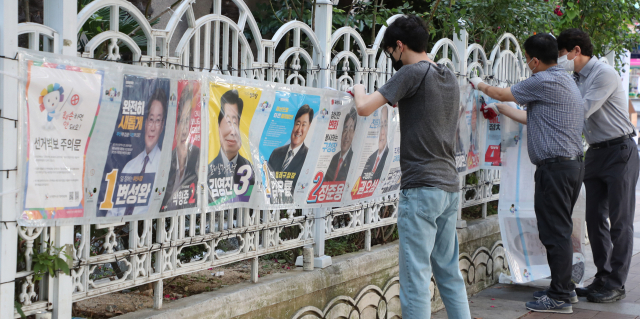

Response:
(433, 188), (640, 319)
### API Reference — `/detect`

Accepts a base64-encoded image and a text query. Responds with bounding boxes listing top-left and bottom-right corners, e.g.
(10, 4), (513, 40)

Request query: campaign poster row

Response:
(17, 51), (407, 226)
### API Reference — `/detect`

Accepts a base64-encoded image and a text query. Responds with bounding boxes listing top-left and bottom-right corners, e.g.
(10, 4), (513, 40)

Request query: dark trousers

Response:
(534, 159), (584, 303)
(584, 137), (639, 290)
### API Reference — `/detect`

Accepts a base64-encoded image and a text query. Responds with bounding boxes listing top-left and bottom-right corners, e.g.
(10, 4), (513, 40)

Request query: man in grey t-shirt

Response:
(352, 15), (470, 319)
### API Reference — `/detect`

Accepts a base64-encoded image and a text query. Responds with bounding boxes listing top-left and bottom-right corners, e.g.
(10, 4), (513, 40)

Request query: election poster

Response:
(455, 84), (481, 174)
(349, 104), (391, 200)
(22, 61), (103, 220)
(161, 80), (202, 212)
(480, 94), (506, 168)
(380, 107), (401, 193)
(498, 120), (586, 285)
(306, 98), (358, 205)
(207, 81), (261, 208)
(257, 92), (321, 204)
(96, 75), (171, 217)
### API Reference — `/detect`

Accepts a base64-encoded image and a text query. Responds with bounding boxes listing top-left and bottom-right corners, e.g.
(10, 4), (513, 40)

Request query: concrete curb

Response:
(117, 242), (400, 319)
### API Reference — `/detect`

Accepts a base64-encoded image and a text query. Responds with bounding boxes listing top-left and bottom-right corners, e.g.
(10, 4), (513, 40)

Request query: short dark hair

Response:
(344, 106), (358, 131)
(295, 104), (314, 123)
(146, 88), (168, 122)
(557, 28), (594, 57)
(523, 33), (558, 65)
(178, 83), (194, 123)
(218, 89), (243, 124)
(382, 15), (429, 53)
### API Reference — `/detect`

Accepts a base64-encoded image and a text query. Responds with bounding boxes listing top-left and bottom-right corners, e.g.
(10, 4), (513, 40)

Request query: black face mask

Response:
(390, 50), (403, 71)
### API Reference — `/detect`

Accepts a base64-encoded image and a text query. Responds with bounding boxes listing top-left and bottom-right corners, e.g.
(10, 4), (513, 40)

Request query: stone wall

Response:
(118, 216), (507, 319)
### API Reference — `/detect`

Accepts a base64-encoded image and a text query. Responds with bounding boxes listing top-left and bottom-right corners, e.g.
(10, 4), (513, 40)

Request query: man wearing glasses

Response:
(351, 15), (471, 319)
(107, 87), (168, 216)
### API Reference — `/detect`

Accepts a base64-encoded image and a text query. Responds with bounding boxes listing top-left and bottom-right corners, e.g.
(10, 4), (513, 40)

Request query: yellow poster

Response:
(207, 82), (261, 206)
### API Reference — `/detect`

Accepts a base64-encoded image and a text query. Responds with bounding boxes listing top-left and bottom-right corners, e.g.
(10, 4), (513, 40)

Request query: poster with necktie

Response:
(206, 80), (261, 209)
(95, 75), (171, 217)
(305, 96), (361, 205)
(348, 104), (392, 200)
(256, 91), (321, 205)
(160, 80), (202, 213)
(379, 107), (401, 194)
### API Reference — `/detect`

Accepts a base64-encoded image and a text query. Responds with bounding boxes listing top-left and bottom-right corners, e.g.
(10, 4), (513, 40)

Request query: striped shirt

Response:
(511, 65), (585, 165)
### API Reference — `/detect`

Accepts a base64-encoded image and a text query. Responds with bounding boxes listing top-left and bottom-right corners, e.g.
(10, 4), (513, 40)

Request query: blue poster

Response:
(96, 75), (171, 217)
(258, 92), (321, 204)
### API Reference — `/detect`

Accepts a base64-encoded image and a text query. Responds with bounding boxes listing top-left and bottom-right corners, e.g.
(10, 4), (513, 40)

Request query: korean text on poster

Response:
(96, 75), (171, 217)
(161, 80), (201, 212)
(306, 99), (358, 204)
(207, 82), (261, 208)
(258, 92), (321, 204)
(349, 105), (391, 200)
(22, 61), (103, 221)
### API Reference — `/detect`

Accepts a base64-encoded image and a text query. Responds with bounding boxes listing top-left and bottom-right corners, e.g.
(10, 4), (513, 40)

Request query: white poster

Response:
(22, 61), (103, 221)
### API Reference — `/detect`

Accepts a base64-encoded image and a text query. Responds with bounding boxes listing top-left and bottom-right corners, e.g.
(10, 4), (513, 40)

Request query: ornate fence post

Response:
(0, 0), (19, 317)
(453, 23), (468, 228)
(314, 0), (334, 88)
(44, 0), (78, 317)
(312, 208), (332, 268)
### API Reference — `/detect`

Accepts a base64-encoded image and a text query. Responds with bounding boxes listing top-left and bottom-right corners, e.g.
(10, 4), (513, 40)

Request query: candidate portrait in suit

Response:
(325, 106), (357, 182)
(208, 89), (254, 201)
(162, 83), (200, 211)
(361, 105), (389, 181)
(106, 87), (167, 217)
(268, 104), (314, 190)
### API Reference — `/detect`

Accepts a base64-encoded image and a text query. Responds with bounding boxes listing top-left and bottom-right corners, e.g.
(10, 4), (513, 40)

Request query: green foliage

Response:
(253, 0), (639, 69)
(431, 0), (639, 68)
(77, 0), (160, 58)
(32, 241), (72, 281)
(15, 301), (25, 319)
(325, 236), (359, 256)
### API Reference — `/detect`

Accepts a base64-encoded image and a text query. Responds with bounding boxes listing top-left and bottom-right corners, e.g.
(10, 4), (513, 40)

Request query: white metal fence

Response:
(0, 0), (534, 317)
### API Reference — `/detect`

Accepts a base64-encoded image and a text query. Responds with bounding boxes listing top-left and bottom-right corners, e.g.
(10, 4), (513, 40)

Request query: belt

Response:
(536, 155), (583, 168)
(590, 133), (635, 150)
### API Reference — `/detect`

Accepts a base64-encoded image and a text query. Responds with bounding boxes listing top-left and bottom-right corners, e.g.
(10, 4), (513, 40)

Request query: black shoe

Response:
(576, 282), (604, 297)
(587, 287), (626, 303)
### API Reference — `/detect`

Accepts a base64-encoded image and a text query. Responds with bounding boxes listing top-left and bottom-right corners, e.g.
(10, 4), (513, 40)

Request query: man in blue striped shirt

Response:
(470, 33), (585, 314)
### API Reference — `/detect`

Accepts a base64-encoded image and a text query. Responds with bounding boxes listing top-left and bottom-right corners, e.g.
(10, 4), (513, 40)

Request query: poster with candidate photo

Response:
(207, 81), (261, 208)
(380, 107), (401, 194)
(21, 60), (103, 222)
(481, 94), (503, 168)
(454, 84), (481, 174)
(349, 105), (391, 201)
(306, 98), (359, 205)
(96, 75), (171, 217)
(258, 92), (321, 205)
(161, 80), (202, 212)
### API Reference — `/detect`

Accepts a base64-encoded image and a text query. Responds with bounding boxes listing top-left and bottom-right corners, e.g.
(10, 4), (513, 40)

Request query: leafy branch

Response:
(32, 241), (72, 281)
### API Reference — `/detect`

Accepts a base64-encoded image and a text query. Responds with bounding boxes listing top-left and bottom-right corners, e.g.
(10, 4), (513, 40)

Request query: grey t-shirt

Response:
(378, 61), (460, 193)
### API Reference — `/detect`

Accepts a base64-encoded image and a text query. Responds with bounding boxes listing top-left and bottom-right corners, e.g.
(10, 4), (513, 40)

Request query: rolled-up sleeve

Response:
(583, 68), (618, 119)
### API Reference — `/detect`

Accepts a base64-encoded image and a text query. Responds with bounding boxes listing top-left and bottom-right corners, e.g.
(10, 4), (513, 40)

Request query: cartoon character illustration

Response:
(39, 83), (65, 130)
(320, 108), (329, 118)
(514, 134), (520, 145)
(523, 269), (530, 280)
(107, 88), (118, 101)
(510, 204), (516, 214)
(260, 101), (270, 111)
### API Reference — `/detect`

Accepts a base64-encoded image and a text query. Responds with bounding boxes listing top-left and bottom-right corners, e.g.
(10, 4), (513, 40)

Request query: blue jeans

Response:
(398, 187), (471, 319)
